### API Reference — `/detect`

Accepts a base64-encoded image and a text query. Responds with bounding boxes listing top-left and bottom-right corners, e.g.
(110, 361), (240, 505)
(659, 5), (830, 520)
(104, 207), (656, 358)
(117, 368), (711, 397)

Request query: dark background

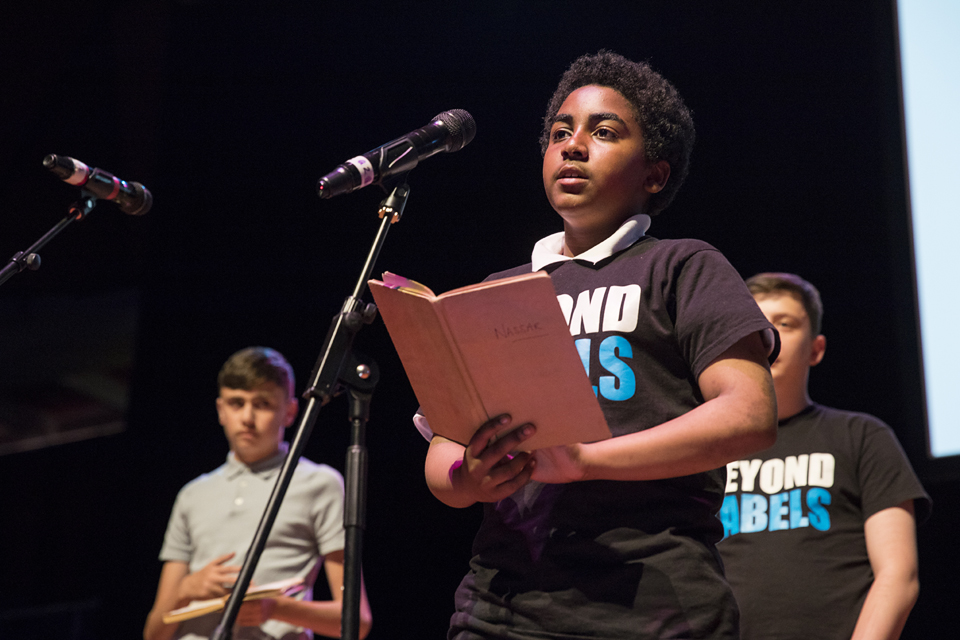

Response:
(1, 1), (956, 638)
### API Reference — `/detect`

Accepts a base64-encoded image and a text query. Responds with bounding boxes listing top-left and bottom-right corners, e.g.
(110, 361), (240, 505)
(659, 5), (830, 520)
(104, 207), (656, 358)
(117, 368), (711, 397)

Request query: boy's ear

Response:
(644, 160), (671, 194)
(215, 396), (227, 426)
(810, 334), (827, 367)
(284, 397), (300, 427)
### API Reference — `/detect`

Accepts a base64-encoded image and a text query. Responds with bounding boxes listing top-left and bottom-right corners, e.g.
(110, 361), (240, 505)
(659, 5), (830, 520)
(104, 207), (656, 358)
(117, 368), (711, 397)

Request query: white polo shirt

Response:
(159, 443), (345, 639)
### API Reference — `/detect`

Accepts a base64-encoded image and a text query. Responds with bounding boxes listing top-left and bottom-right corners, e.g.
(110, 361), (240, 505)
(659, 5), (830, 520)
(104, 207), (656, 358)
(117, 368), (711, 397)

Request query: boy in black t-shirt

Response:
(416, 52), (779, 638)
(717, 273), (931, 640)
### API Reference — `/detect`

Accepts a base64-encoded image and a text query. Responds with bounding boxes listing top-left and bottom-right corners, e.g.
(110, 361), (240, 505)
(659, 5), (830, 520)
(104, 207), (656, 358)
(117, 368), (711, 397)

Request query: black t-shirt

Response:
(717, 403), (931, 640)
(449, 236), (774, 640)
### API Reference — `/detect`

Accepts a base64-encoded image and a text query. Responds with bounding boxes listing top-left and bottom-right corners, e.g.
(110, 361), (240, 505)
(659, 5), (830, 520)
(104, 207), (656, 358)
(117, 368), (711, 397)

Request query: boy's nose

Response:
(561, 132), (588, 160)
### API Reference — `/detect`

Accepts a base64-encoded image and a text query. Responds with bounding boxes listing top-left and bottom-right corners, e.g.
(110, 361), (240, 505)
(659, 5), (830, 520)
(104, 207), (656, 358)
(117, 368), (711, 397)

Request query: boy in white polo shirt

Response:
(144, 346), (371, 640)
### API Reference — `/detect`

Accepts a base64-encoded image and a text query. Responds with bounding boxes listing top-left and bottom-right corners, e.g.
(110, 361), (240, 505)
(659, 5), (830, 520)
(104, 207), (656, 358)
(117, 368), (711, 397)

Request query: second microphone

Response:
(317, 109), (476, 199)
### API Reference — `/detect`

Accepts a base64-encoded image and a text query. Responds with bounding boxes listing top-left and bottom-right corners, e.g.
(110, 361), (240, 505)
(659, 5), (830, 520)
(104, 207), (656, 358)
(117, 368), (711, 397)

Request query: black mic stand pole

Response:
(341, 357), (378, 639)
(211, 179), (410, 640)
(0, 193), (97, 287)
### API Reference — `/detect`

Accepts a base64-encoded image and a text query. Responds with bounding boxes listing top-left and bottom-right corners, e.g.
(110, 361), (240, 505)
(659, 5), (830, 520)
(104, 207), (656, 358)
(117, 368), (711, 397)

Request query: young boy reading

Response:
(144, 347), (371, 640)
(415, 51), (779, 638)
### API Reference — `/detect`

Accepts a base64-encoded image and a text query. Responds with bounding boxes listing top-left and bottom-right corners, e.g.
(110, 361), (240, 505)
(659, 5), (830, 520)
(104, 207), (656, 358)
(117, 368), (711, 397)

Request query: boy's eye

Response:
(551, 128), (571, 142)
(595, 127), (618, 140)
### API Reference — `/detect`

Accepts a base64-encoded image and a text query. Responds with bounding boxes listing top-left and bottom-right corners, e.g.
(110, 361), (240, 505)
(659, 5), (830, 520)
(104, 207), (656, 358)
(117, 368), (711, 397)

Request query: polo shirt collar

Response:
(224, 442), (289, 480)
(531, 214), (652, 271)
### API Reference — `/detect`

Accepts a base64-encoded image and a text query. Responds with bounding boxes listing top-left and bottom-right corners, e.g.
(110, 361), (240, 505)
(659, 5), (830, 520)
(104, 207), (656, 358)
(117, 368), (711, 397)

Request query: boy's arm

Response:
(235, 549), (373, 639)
(144, 553), (241, 640)
(850, 500), (919, 640)
(424, 331), (774, 504)
(143, 561), (189, 640)
(532, 331), (777, 483)
(425, 416), (536, 508)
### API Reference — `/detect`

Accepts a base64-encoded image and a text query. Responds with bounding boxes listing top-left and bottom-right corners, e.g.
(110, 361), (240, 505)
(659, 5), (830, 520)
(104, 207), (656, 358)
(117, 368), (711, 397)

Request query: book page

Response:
(380, 271), (435, 297)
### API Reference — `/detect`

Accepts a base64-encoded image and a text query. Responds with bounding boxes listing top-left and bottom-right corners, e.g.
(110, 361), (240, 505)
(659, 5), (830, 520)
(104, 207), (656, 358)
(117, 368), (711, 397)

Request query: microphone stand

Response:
(0, 193), (97, 288)
(211, 178), (411, 640)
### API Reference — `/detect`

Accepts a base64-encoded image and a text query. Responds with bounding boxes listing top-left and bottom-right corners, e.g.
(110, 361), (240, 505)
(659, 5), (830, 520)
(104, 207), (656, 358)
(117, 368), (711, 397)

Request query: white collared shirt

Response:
(530, 213), (652, 271)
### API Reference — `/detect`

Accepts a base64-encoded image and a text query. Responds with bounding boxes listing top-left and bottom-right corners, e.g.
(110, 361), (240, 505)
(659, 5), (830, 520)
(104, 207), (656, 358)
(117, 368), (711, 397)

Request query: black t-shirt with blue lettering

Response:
(717, 403), (931, 640)
(448, 236), (774, 640)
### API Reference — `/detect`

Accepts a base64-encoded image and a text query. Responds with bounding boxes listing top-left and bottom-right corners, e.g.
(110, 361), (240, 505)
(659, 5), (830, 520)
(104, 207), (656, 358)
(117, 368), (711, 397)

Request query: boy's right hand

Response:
(177, 552), (241, 602)
(452, 414), (537, 503)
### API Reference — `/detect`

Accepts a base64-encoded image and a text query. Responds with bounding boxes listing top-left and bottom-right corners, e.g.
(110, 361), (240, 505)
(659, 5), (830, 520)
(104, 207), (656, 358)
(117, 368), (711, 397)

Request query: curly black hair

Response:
(541, 51), (695, 216)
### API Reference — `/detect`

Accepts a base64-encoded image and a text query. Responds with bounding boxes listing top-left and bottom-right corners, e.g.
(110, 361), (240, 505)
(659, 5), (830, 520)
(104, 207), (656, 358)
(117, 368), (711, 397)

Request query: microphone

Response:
(317, 109), (476, 199)
(43, 154), (153, 216)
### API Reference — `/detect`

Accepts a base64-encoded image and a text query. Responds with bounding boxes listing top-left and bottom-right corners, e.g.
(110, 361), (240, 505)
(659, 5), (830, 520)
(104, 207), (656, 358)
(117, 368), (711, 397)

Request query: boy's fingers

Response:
(494, 451), (532, 477)
(487, 423), (536, 458)
(468, 414), (512, 456)
(496, 458), (536, 495)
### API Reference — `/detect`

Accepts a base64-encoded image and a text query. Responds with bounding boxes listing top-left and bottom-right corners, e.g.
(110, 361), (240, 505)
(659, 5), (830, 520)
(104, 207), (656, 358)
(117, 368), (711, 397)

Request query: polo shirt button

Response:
(235, 497), (244, 505)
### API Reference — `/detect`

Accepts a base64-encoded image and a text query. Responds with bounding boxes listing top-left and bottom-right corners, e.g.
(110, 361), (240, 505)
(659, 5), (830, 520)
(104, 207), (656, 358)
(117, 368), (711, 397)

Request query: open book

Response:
(368, 271), (610, 450)
(162, 576), (305, 624)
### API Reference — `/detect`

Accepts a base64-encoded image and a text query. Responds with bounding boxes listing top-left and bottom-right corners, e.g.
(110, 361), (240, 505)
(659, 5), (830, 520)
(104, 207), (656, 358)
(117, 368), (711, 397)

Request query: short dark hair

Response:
(540, 50), (696, 216)
(746, 273), (824, 335)
(217, 346), (295, 398)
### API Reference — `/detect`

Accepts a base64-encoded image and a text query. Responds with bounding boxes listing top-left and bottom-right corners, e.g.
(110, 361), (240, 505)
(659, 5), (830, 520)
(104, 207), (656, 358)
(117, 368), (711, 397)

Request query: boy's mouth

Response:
(557, 165), (587, 183)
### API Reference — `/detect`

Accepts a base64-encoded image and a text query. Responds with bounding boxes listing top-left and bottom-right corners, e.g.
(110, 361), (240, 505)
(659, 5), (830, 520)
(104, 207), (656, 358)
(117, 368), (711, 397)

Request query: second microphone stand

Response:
(0, 194), (97, 287)
(211, 179), (411, 640)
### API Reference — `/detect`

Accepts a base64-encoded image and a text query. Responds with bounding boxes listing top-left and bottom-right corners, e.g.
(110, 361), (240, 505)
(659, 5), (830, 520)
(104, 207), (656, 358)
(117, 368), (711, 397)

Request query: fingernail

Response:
(499, 415), (510, 424)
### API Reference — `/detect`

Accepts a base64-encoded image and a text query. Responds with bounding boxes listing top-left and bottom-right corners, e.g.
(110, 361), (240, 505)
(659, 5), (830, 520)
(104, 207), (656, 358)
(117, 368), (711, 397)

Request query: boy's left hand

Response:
(531, 444), (586, 484)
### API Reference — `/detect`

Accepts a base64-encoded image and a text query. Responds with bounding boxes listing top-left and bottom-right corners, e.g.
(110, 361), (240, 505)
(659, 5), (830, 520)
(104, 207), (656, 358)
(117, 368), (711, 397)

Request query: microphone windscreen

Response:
(434, 110), (476, 152)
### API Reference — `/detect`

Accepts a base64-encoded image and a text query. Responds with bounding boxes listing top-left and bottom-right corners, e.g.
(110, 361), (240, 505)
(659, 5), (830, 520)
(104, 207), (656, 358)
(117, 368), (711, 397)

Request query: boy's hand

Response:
(234, 598), (277, 627)
(531, 444), (586, 484)
(453, 414), (537, 503)
(178, 552), (241, 602)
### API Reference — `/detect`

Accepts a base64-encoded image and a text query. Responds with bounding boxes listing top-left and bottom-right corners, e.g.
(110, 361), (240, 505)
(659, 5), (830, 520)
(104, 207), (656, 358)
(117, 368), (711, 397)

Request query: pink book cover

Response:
(369, 271), (610, 450)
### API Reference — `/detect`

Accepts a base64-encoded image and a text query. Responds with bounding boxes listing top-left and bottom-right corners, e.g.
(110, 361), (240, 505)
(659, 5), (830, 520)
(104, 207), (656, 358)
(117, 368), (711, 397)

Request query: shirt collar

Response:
(224, 441), (289, 480)
(530, 214), (651, 271)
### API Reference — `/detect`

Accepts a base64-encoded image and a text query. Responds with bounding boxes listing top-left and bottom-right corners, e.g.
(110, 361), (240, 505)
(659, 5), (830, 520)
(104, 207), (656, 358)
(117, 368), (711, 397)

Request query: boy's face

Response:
(216, 382), (298, 465)
(543, 84), (667, 240)
(754, 292), (826, 395)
